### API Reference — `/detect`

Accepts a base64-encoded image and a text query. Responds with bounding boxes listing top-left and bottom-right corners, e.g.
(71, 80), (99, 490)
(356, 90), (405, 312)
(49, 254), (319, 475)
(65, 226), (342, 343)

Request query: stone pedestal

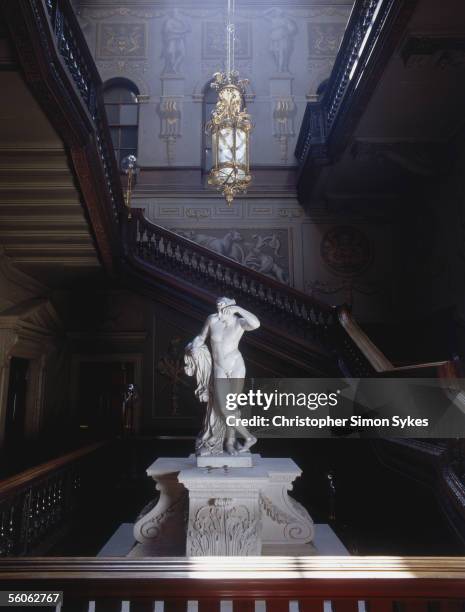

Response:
(133, 454), (314, 556)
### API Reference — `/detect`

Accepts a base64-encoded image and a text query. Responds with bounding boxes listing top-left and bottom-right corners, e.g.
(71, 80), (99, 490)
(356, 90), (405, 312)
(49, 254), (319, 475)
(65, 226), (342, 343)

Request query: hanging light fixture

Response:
(206, 0), (253, 206)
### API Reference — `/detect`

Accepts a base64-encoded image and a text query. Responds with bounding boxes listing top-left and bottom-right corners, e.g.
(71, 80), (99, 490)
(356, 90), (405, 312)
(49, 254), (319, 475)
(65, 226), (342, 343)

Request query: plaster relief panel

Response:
(161, 10), (191, 74)
(302, 222), (392, 322)
(212, 205), (243, 219)
(307, 58), (335, 94)
(266, 9), (298, 74)
(153, 318), (199, 419)
(172, 227), (291, 284)
(307, 23), (345, 58)
(97, 23), (147, 59)
(202, 22), (252, 59)
(320, 225), (373, 277)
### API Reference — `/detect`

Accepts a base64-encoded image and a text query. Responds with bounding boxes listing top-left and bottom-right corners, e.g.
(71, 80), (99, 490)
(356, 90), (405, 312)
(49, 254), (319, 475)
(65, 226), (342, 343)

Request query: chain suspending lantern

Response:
(206, 0), (253, 206)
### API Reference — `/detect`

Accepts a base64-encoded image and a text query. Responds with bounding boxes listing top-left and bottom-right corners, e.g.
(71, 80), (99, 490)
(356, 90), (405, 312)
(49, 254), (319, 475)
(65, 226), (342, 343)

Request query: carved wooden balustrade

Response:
(0, 442), (107, 557)
(295, 0), (417, 198)
(0, 556), (465, 610)
(41, 0), (123, 223)
(125, 210), (391, 377)
(2, 0), (126, 271)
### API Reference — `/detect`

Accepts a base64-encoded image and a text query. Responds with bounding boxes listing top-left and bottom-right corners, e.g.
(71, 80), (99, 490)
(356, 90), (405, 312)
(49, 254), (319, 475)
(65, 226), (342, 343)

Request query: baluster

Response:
(150, 232), (157, 260)
(56, 477), (63, 521)
(249, 280), (258, 299)
(207, 260), (216, 280)
(0, 508), (6, 556)
(268, 288), (277, 311)
(241, 275), (249, 294)
(199, 256), (207, 277)
(284, 295), (292, 314)
(137, 227), (145, 255)
(301, 304), (308, 321)
(224, 268), (232, 286)
(233, 272), (240, 289)
(8, 506), (15, 555)
(45, 0), (54, 17)
(216, 264), (225, 285)
(154, 233), (163, 259)
(159, 236), (166, 257)
(258, 284), (266, 302)
(191, 252), (199, 274)
(44, 482), (51, 530)
(166, 240), (174, 262)
(175, 244), (182, 265)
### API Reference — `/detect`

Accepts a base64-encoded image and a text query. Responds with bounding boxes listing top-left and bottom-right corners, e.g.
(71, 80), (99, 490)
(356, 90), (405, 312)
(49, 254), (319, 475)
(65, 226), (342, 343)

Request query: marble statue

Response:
(265, 8), (297, 73)
(184, 297), (260, 456)
(161, 9), (190, 74)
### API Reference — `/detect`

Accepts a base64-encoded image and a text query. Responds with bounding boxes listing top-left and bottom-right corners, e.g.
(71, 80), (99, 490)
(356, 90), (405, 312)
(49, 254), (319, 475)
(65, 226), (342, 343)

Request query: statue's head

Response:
(216, 296), (236, 313)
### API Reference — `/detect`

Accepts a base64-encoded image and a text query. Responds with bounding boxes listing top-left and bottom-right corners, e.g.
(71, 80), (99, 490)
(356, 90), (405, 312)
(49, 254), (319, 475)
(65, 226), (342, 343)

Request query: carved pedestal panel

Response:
(178, 463), (267, 556)
(259, 457), (315, 546)
(134, 455), (314, 556)
(133, 457), (190, 552)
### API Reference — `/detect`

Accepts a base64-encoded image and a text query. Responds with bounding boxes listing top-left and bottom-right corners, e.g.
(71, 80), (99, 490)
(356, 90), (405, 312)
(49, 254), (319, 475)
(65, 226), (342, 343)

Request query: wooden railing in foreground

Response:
(0, 557), (464, 609)
(0, 442), (108, 557)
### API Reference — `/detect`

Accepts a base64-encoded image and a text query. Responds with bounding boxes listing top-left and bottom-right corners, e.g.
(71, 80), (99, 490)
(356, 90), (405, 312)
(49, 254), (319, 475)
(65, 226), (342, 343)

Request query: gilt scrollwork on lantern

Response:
(206, 72), (253, 206)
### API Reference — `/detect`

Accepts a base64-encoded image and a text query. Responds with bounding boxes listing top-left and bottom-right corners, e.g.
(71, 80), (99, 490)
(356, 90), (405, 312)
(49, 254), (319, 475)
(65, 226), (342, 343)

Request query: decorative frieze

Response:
(202, 22), (252, 59)
(97, 23), (147, 59)
(307, 22), (345, 58)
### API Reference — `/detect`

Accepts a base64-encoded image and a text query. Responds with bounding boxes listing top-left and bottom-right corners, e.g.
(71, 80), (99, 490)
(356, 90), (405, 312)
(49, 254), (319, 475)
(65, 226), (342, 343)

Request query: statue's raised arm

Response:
(221, 304), (260, 332)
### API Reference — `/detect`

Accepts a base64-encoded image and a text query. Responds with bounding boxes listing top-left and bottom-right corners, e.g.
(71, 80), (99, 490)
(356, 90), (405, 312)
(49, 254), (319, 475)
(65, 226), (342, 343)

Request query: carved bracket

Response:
(273, 97), (296, 164)
(158, 98), (182, 165)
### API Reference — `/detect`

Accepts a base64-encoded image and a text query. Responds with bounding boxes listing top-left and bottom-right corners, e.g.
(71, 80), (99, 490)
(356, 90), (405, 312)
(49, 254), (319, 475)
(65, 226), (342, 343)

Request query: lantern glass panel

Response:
(235, 128), (247, 167)
(218, 127), (234, 164)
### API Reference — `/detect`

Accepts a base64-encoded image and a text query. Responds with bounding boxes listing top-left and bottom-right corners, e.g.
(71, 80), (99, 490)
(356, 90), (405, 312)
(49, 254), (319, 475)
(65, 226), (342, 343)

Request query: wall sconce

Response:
(121, 154), (138, 219)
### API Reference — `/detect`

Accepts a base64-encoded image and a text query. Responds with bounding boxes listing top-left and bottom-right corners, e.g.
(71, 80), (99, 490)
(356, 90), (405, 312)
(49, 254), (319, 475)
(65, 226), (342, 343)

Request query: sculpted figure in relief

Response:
(161, 9), (191, 74)
(266, 8), (298, 73)
(184, 297), (259, 456)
